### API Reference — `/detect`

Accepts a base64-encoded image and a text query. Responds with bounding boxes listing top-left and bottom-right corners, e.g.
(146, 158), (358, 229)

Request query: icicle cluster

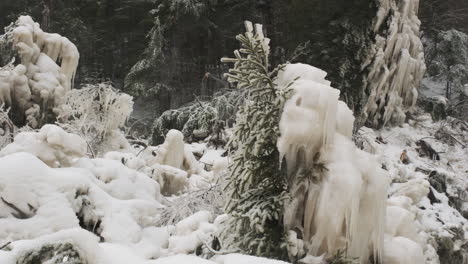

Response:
(277, 64), (389, 263)
(0, 16), (79, 127)
(362, 0), (426, 127)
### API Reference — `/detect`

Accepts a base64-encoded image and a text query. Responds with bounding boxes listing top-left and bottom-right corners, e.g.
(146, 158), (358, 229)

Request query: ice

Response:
(155, 129), (201, 175)
(277, 63), (388, 263)
(363, 0), (426, 126)
(0, 16), (79, 128)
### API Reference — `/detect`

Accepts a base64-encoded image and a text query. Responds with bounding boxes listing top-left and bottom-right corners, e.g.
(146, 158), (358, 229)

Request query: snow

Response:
(0, 124), (87, 167)
(0, 123), (240, 263)
(384, 236), (425, 264)
(357, 114), (468, 263)
(0, 106), (466, 264)
(213, 254), (289, 264)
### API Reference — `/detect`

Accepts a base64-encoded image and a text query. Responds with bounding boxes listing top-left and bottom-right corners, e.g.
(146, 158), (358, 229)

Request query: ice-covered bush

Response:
(0, 16), (79, 128)
(361, 0), (426, 127)
(0, 106), (14, 148)
(0, 22), (16, 66)
(56, 82), (133, 155)
(219, 21), (393, 263)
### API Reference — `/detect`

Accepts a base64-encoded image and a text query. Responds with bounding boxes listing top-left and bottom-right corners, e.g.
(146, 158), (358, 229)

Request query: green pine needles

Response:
(220, 21), (291, 259)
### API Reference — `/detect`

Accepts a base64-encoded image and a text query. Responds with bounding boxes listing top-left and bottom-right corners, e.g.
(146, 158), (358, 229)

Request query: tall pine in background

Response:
(220, 21), (290, 259)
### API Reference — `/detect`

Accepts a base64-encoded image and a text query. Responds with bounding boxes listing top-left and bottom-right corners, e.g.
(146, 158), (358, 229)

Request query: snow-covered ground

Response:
(0, 125), (287, 264)
(0, 105), (467, 264)
(358, 113), (468, 263)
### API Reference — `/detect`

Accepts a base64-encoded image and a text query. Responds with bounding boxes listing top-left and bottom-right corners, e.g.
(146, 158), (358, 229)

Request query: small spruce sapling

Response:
(219, 21), (293, 259)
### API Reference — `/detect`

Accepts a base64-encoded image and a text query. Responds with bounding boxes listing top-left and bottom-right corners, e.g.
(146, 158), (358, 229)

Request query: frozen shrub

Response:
(56, 82), (133, 154)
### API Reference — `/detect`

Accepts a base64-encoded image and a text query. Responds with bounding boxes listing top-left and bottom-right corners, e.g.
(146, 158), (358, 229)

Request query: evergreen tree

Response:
(124, 17), (166, 97)
(220, 21), (291, 259)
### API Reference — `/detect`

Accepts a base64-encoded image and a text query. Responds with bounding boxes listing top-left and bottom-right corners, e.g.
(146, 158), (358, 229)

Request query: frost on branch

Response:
(0, 16), (79, 128)
(220, 21), (289, 259)
(55, 82), (133, 155)
(277, 64), (389, 263)
(361, 0), (426, 127)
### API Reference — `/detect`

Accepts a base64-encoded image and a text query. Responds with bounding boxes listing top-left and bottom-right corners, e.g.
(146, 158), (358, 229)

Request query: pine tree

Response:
(124, 17), (166, 97)
(220, 21), (291, 259)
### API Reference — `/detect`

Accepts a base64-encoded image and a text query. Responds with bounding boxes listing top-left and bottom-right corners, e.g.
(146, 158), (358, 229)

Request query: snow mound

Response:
(0, 124), (87, 167)
(0, 152), (163, 246)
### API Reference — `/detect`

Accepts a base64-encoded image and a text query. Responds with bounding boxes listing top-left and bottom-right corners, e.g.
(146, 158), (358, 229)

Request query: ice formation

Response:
(155, 129), (201, 175)
(277, 63), (388, 263)
(362, 0), (426, 127)
(0, 16), (79, 127)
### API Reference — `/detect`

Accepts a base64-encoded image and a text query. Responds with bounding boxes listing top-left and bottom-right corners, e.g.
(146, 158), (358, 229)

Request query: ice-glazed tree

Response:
(0, 16), (79, 128)
(220, 21), (291, 259)
(221, 21), (389, 264)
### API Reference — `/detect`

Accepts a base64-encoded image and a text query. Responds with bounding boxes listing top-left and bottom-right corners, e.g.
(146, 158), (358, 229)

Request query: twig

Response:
(0, 197), (32, 219)
(0, 241), (11, 250)
(448, 134), (466, 148)
(196, 233), (238, 255)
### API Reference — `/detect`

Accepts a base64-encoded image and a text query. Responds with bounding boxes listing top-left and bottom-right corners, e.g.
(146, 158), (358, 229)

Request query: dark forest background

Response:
(1, 0), (467, 115)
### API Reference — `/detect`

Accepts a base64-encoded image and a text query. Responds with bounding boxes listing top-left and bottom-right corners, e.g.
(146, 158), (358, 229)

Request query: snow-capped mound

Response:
(0, 124), (87, 167)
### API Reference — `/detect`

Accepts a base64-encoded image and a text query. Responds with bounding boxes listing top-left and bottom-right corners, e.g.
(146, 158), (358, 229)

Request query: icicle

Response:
(363, 0), (425, 126)
(277, 63), (389, 263)
(320, 88), (339, 149)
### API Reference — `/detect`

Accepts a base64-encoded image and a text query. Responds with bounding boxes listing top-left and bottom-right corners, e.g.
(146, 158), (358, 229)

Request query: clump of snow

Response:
(277, 63), (388, 263)
(0, 152), (163, 246)
(0, 124), (87, 167)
